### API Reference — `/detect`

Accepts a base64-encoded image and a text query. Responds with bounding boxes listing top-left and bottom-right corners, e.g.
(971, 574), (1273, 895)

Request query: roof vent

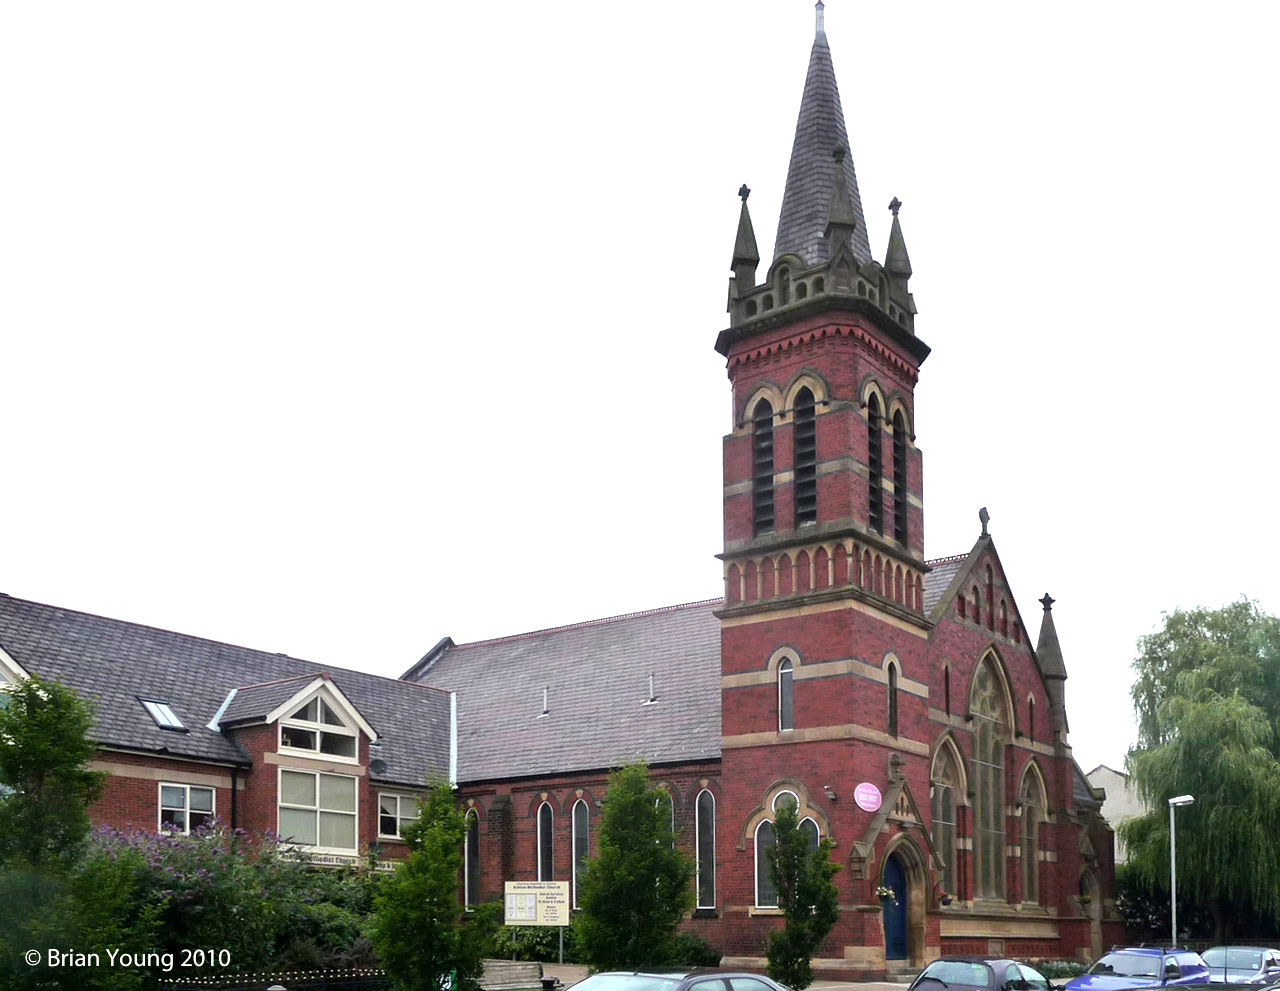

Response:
(642, 672), (658, 706)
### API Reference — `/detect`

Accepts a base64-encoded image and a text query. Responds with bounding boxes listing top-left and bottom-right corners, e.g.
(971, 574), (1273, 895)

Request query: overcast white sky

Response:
(3, 2), (1278, 777)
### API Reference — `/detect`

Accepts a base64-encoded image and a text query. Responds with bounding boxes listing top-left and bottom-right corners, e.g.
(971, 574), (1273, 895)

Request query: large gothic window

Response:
(794, 388), (817, 525)
(930, 744), (961, 896)
(752, 400), (775, 535)
(893, 410), (908, 544)
(867, 394), (884, 534)
(1021, 769), (1046, 904)
(970, 656), (1010, 899)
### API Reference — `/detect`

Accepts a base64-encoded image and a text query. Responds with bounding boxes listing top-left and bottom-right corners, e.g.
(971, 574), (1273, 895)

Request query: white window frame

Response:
(754, 819), (777, 908)
(157, 781), (215, 835)
(0, 645), (28, 686)
(277, 766), (359, 854)
(695, 788), (716, 909)
(377, 791), (420, 840)
(141, 698), (187, 731)
(277, 691), (359, 765)
(464, 808), (480, 908)
(778, 658), (794, 731)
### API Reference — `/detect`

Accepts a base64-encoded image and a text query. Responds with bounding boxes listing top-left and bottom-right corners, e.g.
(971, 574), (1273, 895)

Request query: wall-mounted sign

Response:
(504, 881), (570, 926)
(854, 782), (883, 813)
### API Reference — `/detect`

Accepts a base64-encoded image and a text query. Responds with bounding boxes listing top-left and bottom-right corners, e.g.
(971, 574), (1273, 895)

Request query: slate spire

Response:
(885, 197), (913, 279)
(773, 2), (872, 267)
(824, 146), (857, 250)
(1035, 593), (1067, 679)
(731, 184), (760, 275)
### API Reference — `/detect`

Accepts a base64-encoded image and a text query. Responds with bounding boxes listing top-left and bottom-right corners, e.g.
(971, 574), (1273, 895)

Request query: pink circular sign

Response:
(854, 782), (882, 813)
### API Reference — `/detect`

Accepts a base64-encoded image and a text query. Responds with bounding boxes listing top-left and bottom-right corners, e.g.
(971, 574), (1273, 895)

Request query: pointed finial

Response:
(978, 506), (990, 536)
(889, 197), (902, 217)
(739, 184), (751, 202)
(815, 1), (826, 41)
(1040, 593), (1055, 611)
(885, 196), (913, 279)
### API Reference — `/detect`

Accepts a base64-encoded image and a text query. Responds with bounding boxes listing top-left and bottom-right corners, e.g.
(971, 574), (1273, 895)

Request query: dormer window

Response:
(140, 698), (186, 731)
(279, 695), (357, 760)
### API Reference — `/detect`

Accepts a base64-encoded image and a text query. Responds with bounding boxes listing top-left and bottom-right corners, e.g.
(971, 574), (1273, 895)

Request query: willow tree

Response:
(1121, 600), (1280, 940)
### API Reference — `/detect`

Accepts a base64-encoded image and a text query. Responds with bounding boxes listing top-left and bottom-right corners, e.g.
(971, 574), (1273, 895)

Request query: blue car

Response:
(1065, 948), (1210, 991)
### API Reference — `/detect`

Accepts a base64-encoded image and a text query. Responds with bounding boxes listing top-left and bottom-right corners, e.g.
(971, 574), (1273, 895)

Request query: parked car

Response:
(1202, 947), (1280, 984)
(566, 971), (790, 991)
(909, 955), (1062, 991)
(1065, 948), (1210, 991)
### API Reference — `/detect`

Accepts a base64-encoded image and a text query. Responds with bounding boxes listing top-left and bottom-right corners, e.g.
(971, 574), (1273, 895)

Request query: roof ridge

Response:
(234, 671), (324, 692)
(0, 593), (452, 696)
(454, 597), (725, 650)
(925, 552), (969, 566)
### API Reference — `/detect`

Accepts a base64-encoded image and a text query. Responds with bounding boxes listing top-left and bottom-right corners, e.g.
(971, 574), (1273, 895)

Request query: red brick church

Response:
(0, 4), (1121, 975)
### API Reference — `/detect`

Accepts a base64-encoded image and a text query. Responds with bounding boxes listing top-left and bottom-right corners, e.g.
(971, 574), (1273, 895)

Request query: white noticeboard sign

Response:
(504, 881), (570, 927)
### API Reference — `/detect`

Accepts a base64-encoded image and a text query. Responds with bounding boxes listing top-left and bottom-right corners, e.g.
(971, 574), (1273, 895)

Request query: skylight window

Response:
(140, 698), (186, 731)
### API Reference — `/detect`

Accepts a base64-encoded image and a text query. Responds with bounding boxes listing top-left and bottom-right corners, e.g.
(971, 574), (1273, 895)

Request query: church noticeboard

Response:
(504, 881), (570, 926)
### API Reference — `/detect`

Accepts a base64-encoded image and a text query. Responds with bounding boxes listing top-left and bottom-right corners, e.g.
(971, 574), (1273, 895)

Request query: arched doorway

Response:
(883, 852), (908, 960)
(1080, 870), (1102, 959)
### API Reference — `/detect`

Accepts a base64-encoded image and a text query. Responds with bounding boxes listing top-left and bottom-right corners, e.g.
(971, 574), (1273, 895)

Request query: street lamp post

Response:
(1169, 794), (1195, 948)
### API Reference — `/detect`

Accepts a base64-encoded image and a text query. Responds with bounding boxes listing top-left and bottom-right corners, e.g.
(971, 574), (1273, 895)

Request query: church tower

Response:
(713, 3), (941, 965)
(717, 1), (930, 621)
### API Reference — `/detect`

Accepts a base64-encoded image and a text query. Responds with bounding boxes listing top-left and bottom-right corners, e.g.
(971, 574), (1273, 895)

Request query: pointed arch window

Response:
(867, 394), (884, 534)
(655, 790), (675, 848)
(696, 789), (716, 909)
(887, 663), (899, 737)
(537, 802), (554, 881)
(754, 820), (777, 907)
(931, 745), (961, 895)
(572, 799), (589, 907)
(465, 809), (480, 907)
(970, 658), (1009, 899)
(752, 400), (775, 535)
(1021, 770), (1046, 903)
(794, 388), (817, 525)
(893, 411), (908, 544)
(778, 658), (794, 731)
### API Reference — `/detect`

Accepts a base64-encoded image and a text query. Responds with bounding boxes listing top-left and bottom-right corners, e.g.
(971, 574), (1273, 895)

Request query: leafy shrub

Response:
(491, 919), (578, 963)
(1037, 961), (1088, 978)
(666, 931), (721, 967)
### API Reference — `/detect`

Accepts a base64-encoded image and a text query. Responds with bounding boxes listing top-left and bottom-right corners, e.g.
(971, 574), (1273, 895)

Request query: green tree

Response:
(575, 763), (694, 970)
(764, 801), (840, 990)
(1121, 600), (1280, 940)
(0, 675), (104, 867)
(368, 782), (494, 991)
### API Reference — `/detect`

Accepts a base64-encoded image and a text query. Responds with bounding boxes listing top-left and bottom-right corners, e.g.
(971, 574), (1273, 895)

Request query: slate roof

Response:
(923, 554), (968, 616)
(217, 674), (322, 726)
(0, 595), (452, 787)
(773, 27), (873, 267)
(412, 599), (723, 783)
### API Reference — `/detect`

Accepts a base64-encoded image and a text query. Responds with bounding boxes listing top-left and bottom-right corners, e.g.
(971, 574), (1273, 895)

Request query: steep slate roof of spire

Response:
(1036, 595), (1068, 679)
(732, 188), (759, 267)
(885, 201), (912, 277)
(774, 17), (872, 267)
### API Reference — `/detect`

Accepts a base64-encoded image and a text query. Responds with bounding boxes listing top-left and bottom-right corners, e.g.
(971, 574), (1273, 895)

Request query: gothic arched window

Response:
(795, 388), (817, 525)
(537, 801), (554, 881)
(754, 820), (777, 907)
(893, 410), (908, 544)
(464, 809), (480, 906)
(572, 799), (589, 907)
(867, 394), (884, 534)
(931, 744), (961, 896)
(887, 663), (899, 737)
(696, 789), (716, 909)
(778, 658), (794, 731)
(752, 400), (775, 535)
(1021, 769), (1046, 903)
(971, 656), (1010, 899)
